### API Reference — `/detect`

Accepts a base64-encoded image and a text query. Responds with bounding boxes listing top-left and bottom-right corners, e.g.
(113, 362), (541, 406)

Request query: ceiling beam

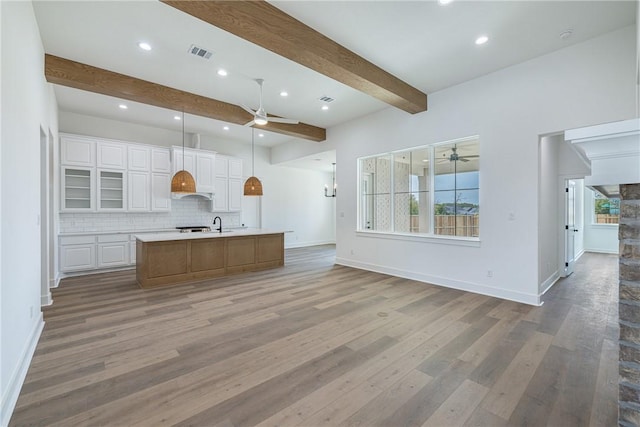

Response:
(44, 54), (327, 142)
(161, 0), (428, 114)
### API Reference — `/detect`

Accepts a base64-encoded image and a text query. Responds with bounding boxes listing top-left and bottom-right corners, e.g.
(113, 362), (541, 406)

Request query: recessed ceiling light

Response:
(438, 0), (453, 5)
(217, 69), (228, 77)
(138, 42), (152, 51)
(280, 91), (288, 97)
(119, 104), (128, 110)
(475, 35), (489, 45)
(321, 105), (329, 111)
(258, 133), (264, 138)
(422, 159), (429, 162)
(174, 115), (181, 120)
(223, 126), (229, 131)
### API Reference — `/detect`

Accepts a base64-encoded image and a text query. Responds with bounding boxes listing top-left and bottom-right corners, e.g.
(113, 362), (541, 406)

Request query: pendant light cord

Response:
(252, 128), (255, 176)
(182, 111), (186, 171)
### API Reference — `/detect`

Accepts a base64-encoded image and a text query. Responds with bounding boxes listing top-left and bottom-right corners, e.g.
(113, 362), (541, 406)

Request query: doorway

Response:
(565, 179), (578, 276)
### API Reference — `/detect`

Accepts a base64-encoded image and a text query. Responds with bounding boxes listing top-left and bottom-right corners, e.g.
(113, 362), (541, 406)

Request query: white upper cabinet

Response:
(171, 147), (216, 194)
(196, 152), (215, 193)
(212, 155), (242, 212)
(128, 171), (150, 212)
(151, 148), (171, 173)
(62, 166), (95, 211)
(151, 173), (171, 211)
(229, 158), (243, 179)
(128, 145), (150, 171)
(97, 141), (127, 170)
(61, 135), (95, 166)
(215, 156), (229, 177)
(97, 169), (126, 211)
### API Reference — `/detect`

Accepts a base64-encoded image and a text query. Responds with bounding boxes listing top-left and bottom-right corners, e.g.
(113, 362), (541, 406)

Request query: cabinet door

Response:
(151, 173), (171, 211)
(128, 172), (150, 211)
(212, 177), (228, 211)
(196, 153), (215, 193)
(215, 156), (229, 177)
(229, 178), (243, 211)
(128, 145), (150, 171)
(173, 149), (196, 177)
(97, 142), (127, 169)
(61, 136), (95, 166)
(152, 149), (171, 173)
(60, 244), (96, 271)
(98, 169), (126, 211)
(229, 158), (243, 179)
(62, 166), (95, 211)
(97, 242), (129, 268)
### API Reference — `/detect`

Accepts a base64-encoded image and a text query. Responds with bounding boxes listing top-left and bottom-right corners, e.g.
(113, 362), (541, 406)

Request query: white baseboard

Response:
(50, 277), (59, 289)
(41, 292), (52, 306)
(575, 249), (585, 261)
(1, 314), (44, 427)
(539, 271), (560, 296)
(285, 240), (336, 249)
(335, 257), (542, 306)
(584, 248), (619, 255)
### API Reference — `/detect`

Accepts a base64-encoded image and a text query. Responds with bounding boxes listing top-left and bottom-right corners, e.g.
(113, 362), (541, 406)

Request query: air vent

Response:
(319, 96), (335, 103)
(188, 44), (213, 60)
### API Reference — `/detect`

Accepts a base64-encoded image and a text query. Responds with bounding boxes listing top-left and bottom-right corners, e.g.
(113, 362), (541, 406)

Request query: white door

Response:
(565, 180), (577, 276)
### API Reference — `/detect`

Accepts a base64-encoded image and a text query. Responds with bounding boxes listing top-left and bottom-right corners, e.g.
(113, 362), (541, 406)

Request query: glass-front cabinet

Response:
(98, 169), (125, 210)
(62, 167), (95, 211)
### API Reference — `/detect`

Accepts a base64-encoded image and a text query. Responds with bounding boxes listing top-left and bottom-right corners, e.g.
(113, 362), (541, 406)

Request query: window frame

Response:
(591, 191), (620, 226)
(357, 135), (480, 243)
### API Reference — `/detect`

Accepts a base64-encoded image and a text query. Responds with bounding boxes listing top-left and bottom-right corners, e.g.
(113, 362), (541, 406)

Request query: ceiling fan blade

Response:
(460, 155), (479, 159)
(241, 104), (257, 116)
(268, 117), (299, 125)
(243, 120), (256, 127)
(459, 158), (469, 162)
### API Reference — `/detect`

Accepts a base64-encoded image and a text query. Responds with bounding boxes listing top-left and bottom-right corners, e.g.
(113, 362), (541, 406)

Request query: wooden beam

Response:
(161, 0), (427, 114)
(44, 54), (326, 142)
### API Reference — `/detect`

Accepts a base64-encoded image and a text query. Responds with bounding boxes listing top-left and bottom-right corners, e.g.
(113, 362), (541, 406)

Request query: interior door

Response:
(565, 179), (577, 276)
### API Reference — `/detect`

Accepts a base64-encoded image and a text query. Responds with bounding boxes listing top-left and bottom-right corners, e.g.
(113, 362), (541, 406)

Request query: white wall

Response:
(584, 186), (620, 254)
(538, 135), (560, 293)
(331, 26), (635, 305)
(1, 2), (58, 424)
(59, 113), (336, 248)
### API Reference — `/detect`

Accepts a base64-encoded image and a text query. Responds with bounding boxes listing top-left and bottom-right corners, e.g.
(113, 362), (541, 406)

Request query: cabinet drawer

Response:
(60, 235), (96, 245)
(97, 234), (129, 243)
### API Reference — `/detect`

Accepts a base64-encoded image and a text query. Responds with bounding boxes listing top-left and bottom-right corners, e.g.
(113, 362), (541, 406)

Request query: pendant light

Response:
(244, 128), (263, 196)
(171, 111), (196, 193)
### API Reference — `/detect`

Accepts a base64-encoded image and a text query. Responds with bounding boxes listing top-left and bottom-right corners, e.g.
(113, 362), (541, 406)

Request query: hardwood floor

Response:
(10, 246), (618, 426)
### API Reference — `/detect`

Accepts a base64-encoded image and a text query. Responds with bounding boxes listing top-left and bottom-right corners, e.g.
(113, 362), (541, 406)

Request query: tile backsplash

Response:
(59, 199), (241, 234)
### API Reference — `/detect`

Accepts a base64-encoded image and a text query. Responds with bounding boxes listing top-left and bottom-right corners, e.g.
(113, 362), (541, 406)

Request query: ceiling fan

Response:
(241, 78), (299, 127)
(438, 146), (479, 163)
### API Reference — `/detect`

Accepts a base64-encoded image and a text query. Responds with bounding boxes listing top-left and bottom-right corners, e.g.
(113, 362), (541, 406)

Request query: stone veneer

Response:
(619, 184), (640, 426)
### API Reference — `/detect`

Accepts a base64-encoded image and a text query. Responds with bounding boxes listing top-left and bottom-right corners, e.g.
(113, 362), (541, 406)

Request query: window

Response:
(359, 136), (479, 238)
(593, 192), (620, 224)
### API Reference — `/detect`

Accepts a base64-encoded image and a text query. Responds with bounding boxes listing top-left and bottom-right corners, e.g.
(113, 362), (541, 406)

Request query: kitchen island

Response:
(135, 229), (284, 289)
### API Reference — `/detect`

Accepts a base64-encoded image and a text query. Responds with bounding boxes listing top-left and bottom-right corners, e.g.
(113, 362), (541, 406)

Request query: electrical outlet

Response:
(30, 306), (34, 319)
(350, 249), (355, 255)
(487, 270), (493, 278)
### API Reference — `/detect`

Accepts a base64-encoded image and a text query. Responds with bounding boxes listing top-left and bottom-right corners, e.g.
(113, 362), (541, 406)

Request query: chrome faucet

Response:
(213, 216), (222, 233)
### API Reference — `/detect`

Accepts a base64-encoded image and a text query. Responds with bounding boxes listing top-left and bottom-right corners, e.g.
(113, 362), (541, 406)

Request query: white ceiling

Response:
(34, 0), (636, 157)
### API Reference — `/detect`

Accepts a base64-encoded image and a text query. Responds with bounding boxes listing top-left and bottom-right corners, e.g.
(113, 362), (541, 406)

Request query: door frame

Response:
(558, 175), (584, 278)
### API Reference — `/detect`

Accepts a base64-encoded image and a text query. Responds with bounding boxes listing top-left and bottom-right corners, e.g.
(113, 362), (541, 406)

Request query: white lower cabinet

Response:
(60, 235), (96, 272)
(97, 235), (129, 268)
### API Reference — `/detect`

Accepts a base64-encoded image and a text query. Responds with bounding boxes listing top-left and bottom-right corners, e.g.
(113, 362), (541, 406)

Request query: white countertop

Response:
(135, 228), (288, 242)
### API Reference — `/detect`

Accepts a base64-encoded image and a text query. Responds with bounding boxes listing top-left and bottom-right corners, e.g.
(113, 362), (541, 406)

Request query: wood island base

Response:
(136, 233), (284, 289)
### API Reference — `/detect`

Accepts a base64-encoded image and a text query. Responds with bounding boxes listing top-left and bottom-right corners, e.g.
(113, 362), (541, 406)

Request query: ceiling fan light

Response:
(254, 116), (268, 126)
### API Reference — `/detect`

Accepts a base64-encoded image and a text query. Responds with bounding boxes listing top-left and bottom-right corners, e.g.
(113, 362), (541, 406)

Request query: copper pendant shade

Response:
(244, 128), (263, 196)
(171, 111), (196, 193)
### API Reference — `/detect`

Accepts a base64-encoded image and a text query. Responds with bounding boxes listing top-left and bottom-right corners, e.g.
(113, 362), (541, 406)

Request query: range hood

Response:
(565, 118), (640, 198)
(171, 191), (213, 200)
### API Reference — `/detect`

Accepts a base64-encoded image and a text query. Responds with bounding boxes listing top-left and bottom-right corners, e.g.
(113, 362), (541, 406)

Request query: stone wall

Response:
(619, 183), (640, 426)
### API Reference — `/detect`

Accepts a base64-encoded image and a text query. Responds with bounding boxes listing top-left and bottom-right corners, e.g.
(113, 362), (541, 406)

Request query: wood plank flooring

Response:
(9, 247), (618, 426)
